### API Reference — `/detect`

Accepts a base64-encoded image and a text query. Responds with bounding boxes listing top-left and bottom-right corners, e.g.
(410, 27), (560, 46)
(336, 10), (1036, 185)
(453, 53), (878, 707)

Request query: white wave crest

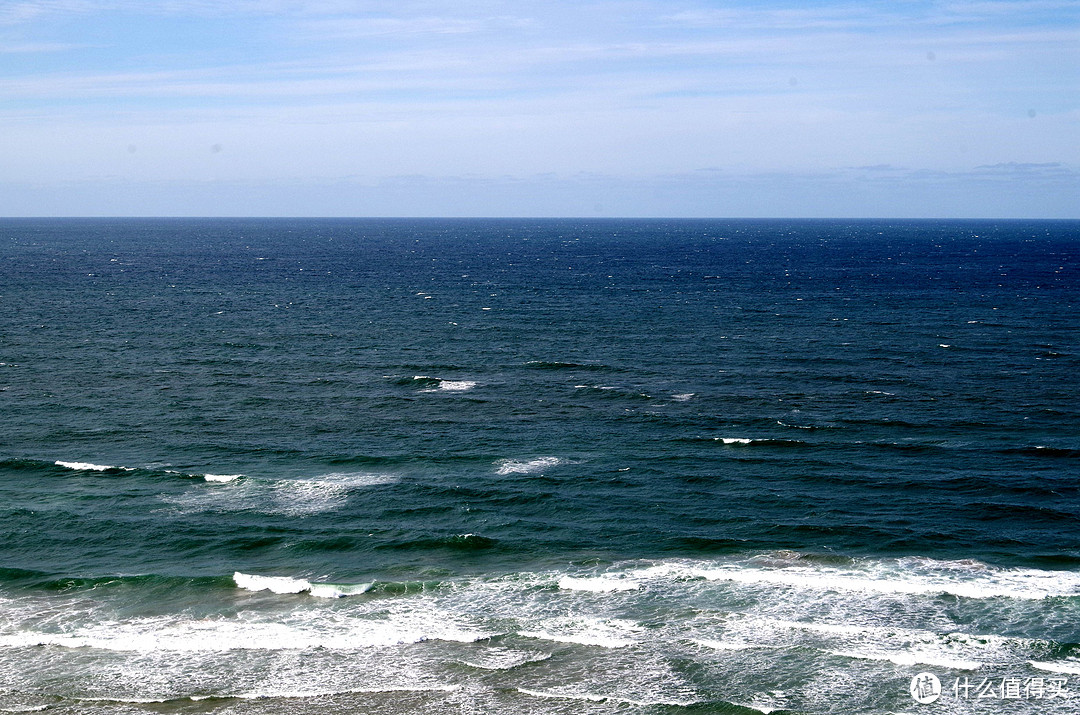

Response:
(495, 456), (563, 475)
(234, 572), (311, 594)
(1029, 660), (1080, 675)
(203, 473), (242, 483)
(233, 572), (372, 598)
(633, 558), (1080, 600)
(828, 648), (981, 670)
(437, 380), (476, 391)
(55, 461), (134, 472)
(415, 376), (477, 392)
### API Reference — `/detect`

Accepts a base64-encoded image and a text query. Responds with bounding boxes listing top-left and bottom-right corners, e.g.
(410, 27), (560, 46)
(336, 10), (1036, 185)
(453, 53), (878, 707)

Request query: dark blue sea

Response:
(1, 218), (1078, 714)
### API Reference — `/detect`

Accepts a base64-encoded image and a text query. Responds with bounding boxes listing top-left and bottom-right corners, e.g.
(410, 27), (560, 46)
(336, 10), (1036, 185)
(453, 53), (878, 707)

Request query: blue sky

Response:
(1, 0), (1076, 216)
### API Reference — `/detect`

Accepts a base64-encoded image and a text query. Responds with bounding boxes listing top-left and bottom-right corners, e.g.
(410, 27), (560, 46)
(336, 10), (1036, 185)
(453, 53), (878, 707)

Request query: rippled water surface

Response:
(1, 218), (1077, 713)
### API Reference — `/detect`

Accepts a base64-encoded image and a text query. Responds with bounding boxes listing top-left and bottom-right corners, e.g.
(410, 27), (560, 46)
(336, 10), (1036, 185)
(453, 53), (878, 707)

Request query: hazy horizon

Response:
(2, 1), (1077, 218)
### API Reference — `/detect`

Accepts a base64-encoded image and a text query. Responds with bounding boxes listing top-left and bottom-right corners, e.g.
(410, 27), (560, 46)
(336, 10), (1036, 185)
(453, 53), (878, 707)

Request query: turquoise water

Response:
(0, 218), (1078, 713)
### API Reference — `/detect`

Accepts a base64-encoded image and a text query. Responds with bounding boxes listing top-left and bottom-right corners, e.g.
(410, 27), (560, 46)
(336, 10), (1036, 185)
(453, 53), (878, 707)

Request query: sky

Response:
(0, 0), (1077, 217)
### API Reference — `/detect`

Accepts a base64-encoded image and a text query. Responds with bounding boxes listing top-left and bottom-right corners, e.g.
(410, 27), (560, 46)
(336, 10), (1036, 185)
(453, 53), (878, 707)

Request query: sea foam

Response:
(519, 617), (642, 648)
(161, 471), (398, 517)
(827, 648), (981, 671)
(558, 576), (640, 592)
(1029, 660), (1080, 675)
(516, 688), (699, 708)
(495, 456), (564, 475)
(458, 647), (551, 671)
(412, 375), (477, 392)
(231, 684), (461, 700)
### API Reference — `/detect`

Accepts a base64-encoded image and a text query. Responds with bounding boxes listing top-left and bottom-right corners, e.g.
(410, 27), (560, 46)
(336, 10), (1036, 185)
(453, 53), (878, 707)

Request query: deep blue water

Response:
(0, 218), (1078, 714)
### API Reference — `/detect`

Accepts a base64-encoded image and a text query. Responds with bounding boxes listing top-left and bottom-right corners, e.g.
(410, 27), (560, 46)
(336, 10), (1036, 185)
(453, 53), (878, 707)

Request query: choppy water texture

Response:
(0, 218), (1077, 714)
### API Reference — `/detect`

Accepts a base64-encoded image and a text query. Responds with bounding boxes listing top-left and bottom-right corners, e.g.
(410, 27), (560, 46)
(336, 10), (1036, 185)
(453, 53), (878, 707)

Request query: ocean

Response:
(0, 218), (1077, 714)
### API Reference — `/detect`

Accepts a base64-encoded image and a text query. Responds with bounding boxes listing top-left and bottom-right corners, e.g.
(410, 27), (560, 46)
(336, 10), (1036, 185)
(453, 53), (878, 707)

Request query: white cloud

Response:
(300, 14), (535, 39)
(0, 41), (90, 52)
(0, 0), (1075, 216)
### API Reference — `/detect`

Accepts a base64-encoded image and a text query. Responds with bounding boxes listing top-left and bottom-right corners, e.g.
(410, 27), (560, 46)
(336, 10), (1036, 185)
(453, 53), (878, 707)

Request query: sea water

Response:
(0, 218), (1077, 713)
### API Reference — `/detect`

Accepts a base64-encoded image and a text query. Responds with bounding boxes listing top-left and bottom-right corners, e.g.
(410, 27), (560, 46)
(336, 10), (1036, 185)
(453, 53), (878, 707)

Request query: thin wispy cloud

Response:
(0, 40), (91, 52)
(302, 14), (535, 38)
(0, 0), (1075, 216)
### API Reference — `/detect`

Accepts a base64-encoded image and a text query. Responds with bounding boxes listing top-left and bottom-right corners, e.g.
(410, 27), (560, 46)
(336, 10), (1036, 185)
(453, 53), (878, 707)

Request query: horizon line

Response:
(3, 216), (1079, 222)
